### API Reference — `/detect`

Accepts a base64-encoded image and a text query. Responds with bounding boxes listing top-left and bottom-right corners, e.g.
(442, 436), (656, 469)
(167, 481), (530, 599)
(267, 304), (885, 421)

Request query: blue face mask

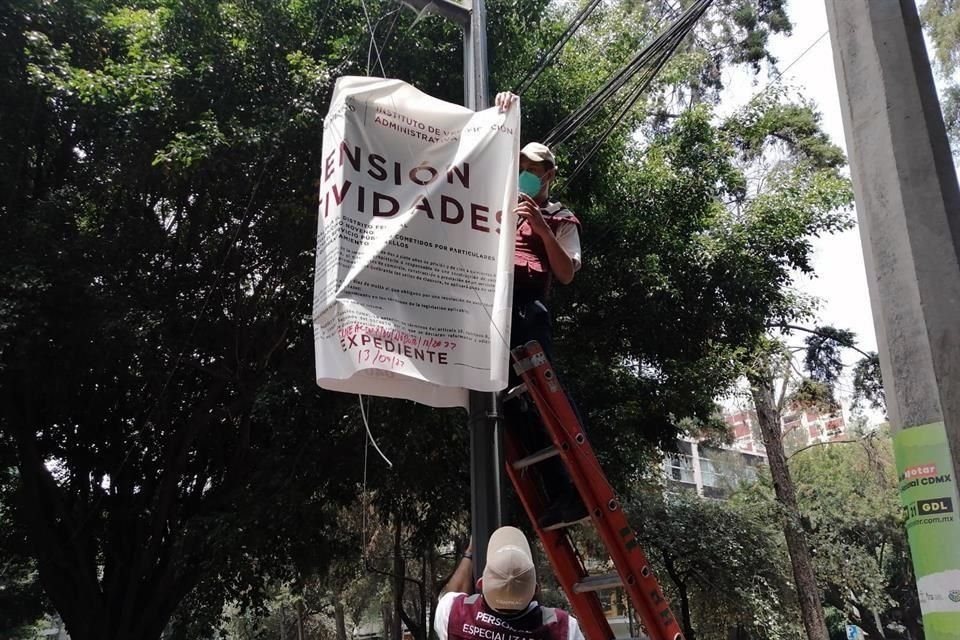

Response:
(518, 171), (542, 198)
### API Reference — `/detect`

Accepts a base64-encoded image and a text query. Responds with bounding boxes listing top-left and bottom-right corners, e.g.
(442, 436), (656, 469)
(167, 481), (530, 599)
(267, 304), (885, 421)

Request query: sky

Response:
(718, 1), (882, 413)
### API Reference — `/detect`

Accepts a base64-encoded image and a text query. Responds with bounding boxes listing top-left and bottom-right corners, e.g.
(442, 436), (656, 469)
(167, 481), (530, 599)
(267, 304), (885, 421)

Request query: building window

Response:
(666, 454), (695, 484)
(700, 457), (722, 488)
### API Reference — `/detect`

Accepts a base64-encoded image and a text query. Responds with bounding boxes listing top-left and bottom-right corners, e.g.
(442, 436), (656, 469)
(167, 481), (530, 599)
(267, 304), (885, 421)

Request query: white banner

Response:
(313, 76), (519, 408)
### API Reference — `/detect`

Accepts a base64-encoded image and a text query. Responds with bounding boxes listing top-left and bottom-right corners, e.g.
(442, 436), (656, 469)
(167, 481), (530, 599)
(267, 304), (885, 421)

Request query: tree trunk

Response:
(392, 518), (404, 640)
(296, 600), (305, 640)
(383, 602), (393, 640)
(427, 547), (438, 640)
(662, 555), (695, 640)
(751, 376), (829, 640)
(418, 552), (428, 640)
(335, 600), (348, 640)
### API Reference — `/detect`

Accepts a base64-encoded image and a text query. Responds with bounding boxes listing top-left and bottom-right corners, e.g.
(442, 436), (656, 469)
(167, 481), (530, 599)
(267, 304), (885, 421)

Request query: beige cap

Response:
(482, 526), (537, 612)
(520, 142), (556, 167)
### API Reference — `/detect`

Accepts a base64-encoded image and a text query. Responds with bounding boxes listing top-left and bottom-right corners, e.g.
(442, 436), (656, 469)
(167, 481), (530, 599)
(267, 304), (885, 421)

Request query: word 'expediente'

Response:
(339, 333), (449, 364)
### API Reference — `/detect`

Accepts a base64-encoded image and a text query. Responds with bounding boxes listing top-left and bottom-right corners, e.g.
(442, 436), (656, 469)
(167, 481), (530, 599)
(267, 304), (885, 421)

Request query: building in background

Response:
(663, 437), (767, 499)
(722, 403), (848, 456)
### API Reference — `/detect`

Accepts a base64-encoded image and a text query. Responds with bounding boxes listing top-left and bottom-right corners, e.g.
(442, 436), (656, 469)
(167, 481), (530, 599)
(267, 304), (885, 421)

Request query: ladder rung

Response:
(503, 383), (528, 402)
(541, 513), (591, 531)
(573, 573), (623, 593)
(511, 446), (559, 470)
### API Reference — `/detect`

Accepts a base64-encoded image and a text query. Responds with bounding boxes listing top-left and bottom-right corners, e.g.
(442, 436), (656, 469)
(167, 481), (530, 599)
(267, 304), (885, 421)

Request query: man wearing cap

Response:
(494, 92), (588, 530)
(493, 94), (581, 361)
(434, 526), (585, 640)
(513, 140), (581, 316)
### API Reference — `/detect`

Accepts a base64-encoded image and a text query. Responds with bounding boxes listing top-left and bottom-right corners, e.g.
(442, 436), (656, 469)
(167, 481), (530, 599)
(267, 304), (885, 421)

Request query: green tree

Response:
(696, 78), (860, 640)
(0, 0), (392, 637)
(921, 0), (960, 154)
(626, 488), (799, 640)
(790, 434), (922, 640)
(0, 0), (866, 637)
(744, 324), (885, 640)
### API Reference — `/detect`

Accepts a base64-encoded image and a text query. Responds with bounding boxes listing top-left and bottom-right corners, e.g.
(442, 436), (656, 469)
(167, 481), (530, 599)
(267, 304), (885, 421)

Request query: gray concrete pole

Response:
(464, 0), (502, 582)
(825, 1), (960, 636)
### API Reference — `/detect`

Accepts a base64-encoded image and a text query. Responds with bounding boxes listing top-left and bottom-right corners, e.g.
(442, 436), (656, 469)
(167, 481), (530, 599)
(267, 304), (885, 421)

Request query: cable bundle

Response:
(543, 0), (714, 183)
(512, 0), (606, 97)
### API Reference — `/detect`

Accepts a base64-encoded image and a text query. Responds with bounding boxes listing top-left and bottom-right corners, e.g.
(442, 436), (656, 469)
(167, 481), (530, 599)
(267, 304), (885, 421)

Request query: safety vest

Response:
(447, 594), (569, 640)
(514, 201), (580, 301)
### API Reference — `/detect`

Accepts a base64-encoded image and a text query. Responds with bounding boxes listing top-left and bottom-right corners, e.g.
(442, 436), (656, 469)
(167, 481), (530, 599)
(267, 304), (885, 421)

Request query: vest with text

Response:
(447, 594), (569, 640)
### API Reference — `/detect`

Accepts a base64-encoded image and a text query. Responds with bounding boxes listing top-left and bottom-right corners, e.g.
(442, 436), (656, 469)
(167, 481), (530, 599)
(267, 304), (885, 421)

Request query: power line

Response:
(544, 0), (711, 149)
(553, 0), (713, 183)
(511, 0), (605, 97)
(741, 31), (829, 108)
(542, 29), (836, 334)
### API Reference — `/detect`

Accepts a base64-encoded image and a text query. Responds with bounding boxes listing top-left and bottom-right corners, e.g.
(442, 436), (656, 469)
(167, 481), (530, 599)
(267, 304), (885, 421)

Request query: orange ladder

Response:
(502, 340), (684, 640)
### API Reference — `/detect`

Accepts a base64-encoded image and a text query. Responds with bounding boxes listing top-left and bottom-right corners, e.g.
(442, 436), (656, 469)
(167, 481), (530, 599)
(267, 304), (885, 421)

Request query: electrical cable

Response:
(742, 31), (829, 108)
(542, 12), (683, 145)
(360, 0), (389, 76)
(563, 1), (712, 183)
(560, 15), (826, 187)
(544, 0), (711, 149)
(511, 0), (605, 97)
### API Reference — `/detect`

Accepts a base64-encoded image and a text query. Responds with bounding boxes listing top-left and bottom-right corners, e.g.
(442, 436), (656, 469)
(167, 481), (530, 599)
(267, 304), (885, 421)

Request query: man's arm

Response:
(516, 196), (576, 284)
(568, 615), (586, 640)
(539, 226), (576, 284)
(440, 542), (475, 596)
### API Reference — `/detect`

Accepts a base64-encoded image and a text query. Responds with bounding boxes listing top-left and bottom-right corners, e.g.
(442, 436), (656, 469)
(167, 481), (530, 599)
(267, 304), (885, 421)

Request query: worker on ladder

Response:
(434, 526), (586, 640)
(496, 92), (588, 529)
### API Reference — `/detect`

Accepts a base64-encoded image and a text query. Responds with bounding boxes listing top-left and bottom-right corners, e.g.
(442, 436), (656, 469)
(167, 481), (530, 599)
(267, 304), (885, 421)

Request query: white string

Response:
(359, 0), (388, 77)
(742, 31), (829, 109)
(359, 394), (393, 468)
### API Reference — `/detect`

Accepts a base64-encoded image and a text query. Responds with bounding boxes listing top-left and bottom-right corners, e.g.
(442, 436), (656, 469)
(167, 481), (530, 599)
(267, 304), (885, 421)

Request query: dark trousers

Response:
(506, 297), (577, 502)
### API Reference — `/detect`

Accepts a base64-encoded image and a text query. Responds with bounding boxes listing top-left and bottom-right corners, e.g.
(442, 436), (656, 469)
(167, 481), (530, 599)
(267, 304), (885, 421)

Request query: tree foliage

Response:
(790, 434), (922, 639)
(922, 0), (960, 75)
(803, 327), (856, 385)
(0, 0), (868, 637)
(0, 0), (411, 636)
(852, 353), (886, 413)
(921, 0), (960, 153)
(627, 488), (800, 640)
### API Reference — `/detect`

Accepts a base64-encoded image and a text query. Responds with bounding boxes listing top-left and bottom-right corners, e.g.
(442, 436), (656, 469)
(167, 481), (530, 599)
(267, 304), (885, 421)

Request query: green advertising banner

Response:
(893, 422), (960, 639)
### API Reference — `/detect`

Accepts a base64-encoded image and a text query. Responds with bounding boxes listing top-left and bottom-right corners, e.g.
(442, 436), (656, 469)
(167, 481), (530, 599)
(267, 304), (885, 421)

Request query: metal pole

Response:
(468, 390), (501, 581)
(463, 0), (501, 582)
(825, 1), (960, 637)
(463, 0), (489, 111)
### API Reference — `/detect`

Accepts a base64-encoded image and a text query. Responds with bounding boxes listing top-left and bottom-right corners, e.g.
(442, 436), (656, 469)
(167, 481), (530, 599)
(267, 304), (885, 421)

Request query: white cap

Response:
(520, 142), (556, 167)
(482, 526), (537, 612)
